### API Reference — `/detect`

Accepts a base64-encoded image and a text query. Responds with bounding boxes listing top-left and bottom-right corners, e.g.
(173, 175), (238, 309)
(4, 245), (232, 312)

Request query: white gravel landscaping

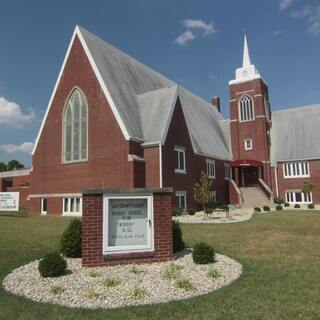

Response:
(3, 251), (242, 309)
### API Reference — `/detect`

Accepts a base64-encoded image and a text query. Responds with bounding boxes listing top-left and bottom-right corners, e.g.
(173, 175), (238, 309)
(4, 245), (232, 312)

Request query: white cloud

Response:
(272, 30), (283, 37)
(289, 5), (320, 35)
(0, 142), (34, 155)
(0, 97), (35, 126)
(280, 0), (293, 11)
(290, 6), (311, 18)
(174, 30), (196, 45)
(182, 19), (216, 36)
(174, 19), (217, 45)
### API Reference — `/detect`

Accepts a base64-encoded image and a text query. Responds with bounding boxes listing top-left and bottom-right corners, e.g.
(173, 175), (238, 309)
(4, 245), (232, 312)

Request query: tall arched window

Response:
(239, 95), (254, 121)
(63, 88), (88, 162)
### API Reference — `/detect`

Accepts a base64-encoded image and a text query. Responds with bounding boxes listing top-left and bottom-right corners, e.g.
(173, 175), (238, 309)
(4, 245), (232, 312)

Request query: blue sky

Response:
(0, 0), (320, 166)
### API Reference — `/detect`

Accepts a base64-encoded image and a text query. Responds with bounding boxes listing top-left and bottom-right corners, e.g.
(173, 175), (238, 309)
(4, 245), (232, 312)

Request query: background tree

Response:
(7, 160), (24, 171)
(193, 171), (213, 218)
(0, 162), (7, 172)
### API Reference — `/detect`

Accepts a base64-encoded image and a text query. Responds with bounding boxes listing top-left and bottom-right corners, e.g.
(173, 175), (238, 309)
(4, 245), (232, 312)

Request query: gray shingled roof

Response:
(270, 104), (320, 165)
(79, 26), (231, 160)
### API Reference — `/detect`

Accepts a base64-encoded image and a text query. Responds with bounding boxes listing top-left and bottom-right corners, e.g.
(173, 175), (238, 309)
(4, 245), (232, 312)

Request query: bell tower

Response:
(229, 35), (272, 188)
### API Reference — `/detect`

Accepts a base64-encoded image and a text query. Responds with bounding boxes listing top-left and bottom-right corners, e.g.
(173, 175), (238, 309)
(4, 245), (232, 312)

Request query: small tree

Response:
(193, 171), (213, 218)
(301, 180), (314, 200)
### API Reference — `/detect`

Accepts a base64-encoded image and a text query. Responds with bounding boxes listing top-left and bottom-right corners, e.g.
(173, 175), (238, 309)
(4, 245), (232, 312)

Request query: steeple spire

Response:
(242, 34), (251, 68)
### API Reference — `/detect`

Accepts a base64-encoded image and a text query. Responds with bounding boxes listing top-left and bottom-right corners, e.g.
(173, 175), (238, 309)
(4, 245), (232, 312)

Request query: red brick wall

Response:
(144, 146), (160, 188)
(162, 98), (230, 208)
(29, 36), (144, 214)
(82, 191), (173, 267)
(274, 159), (320, 203)
(6, 186), (30, 209)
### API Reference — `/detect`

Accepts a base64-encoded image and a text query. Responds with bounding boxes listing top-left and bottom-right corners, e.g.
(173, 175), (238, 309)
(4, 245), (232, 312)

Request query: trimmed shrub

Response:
(294, 204), (300, 209)
(254, 207), (261, 212)
(187, 208), (197, 216)
(192, 242), (215, 265)
(172, 207), (183, 217)
(205, 208), (213, 214)
(60, 219), (82, 258)
(274, 197), (284, 204)
(172, 221), (185, 253)
(263, 205), (270, 212)
(276, 205), (283, 211)
(308, 203), (315, 209)
(38, 252), (67, 278)
(284, 203), (290, 207)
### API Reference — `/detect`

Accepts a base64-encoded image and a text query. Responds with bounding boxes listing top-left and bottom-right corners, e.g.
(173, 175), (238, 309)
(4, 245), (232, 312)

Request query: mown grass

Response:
(0, 211), (320, 319)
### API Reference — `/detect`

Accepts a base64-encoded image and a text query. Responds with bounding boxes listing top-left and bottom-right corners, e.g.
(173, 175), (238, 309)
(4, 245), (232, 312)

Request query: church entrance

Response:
(242, 166), (259, 187)
(231, 159), (262, 187)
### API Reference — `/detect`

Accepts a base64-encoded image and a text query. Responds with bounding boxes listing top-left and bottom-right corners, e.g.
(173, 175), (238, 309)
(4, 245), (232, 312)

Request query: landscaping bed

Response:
(3, 251), (242, 309)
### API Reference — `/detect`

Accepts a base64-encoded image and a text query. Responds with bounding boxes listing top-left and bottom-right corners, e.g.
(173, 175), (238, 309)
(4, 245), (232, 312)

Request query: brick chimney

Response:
(211, 96), (220, 112)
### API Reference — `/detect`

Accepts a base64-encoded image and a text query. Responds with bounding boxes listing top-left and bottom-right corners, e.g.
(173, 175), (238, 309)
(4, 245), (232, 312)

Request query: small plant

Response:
(193, 171), (213, 218)
(273, 197), (284, 204)
(172, 207), (184, 216)
(38, 252), (67, 278)
(263, 205), (270, 212)
(162, 262), (183, 280)
(207, 266), (221, 279)
(172, 221), (185, 253)
(187, 208), (197, 216)
(103, 276), (120, 288)
(129, 265), (145, 274)
(128, 284), (145, 299)
(205, 208), (213, 214)
(84, 288), (99, 299)
(88, 270), (99, 277)
(308, 203), (315, 209)
(192, 242), (215, 264)
(175, 277), (193, 291)
(49, 285), (65, 295)
(294, 204), (301, 209)
(284, 203), (290, 207)
(254, 207), (261, 212)
(60, 219), (82, 258)
(276, 205), (283, 211)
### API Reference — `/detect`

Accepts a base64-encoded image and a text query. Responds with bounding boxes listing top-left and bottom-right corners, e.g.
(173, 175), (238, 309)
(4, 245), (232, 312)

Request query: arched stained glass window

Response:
(63, 89), (88, 162)
(239, 95), (254, 121)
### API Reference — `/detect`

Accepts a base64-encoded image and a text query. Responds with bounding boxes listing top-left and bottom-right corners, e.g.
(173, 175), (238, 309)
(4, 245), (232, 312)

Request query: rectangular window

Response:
(63, 197), (82, 215)
(175, 191), (187, 211)
(244, 138), (253, 151)
(283, 162), (310, 178)
(206, 159), (216, 179)
(174, 146), (186, 173)
(285, 191), (312, 204)
(224, 163), (232, 180)
(41, 198), (47, 215)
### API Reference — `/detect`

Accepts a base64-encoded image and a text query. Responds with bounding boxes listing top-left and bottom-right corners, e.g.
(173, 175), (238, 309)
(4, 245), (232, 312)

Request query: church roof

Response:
(270, 104), (320, 164)
(33, 26), (231, 161)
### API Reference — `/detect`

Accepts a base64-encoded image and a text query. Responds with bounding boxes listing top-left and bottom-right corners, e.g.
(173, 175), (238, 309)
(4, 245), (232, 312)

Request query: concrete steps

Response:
(240, 186), (274, 209)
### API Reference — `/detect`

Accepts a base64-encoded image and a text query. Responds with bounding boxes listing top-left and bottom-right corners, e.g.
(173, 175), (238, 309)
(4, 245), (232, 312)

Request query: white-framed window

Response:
(176, 191), (187, 211)
(63, 197), (82, 215)
(244, 138), (253, 151)
(224, 163), (232, 180)
(174, 146), (186, 173)
(41, 198), (47, 215)
(285, 191), (312, 204)
(103, 195), (154, 254)
(63, 88), (88, 163)
(206, 159), (216, 179)
(239, 95), (254, 122)
(283, 162), (310, 178)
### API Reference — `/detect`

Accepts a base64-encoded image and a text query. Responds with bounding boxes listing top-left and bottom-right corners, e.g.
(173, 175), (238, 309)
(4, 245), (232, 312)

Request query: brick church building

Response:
(0, 26), (319, 215)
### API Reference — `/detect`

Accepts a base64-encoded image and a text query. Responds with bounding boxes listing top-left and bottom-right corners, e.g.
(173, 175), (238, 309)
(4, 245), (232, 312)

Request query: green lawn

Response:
(0, 211), (320, 320)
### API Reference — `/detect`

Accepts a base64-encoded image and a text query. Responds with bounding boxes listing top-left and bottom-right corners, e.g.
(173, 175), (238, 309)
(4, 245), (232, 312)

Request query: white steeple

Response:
(229, 34), (261, 85)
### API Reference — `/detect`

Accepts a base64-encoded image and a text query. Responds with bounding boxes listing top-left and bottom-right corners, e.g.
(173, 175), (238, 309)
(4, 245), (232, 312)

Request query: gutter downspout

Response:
(159, 143), (163, 188)
(274, 162), (279, 197)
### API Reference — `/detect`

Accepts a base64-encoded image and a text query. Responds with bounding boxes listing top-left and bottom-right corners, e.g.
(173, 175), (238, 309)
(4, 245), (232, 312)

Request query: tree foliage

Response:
(0, 162), (6, 172)
(193, 171), (213, 218)
(7, 160), (24, 171)
(301, 180), (314, 194)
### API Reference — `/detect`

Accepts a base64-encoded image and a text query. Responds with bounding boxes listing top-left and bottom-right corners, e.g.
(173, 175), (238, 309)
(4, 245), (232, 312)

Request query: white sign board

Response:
(103, 196), (153, 253)
(0, 192), (20, 211)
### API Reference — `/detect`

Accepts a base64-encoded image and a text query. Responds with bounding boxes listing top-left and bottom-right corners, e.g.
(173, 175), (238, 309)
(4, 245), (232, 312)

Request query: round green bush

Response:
(273, 197), (284, 204)
(38, 252), (67, 278)
(308, 203), (315, 209)
(254, 207), (261, 212)
(284, 203), (290, 207)
(263, 205), (270, 212)
(192, 242), (215, 264)
(276, 204), (283, 211)
(294, 204), (300, 209)
(172, 207), (183, 217)
(187, 208), (197, 216)
(60, 219), (82, 258)
(205, 208), (213, 214)
(172, 221), (185, 253)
